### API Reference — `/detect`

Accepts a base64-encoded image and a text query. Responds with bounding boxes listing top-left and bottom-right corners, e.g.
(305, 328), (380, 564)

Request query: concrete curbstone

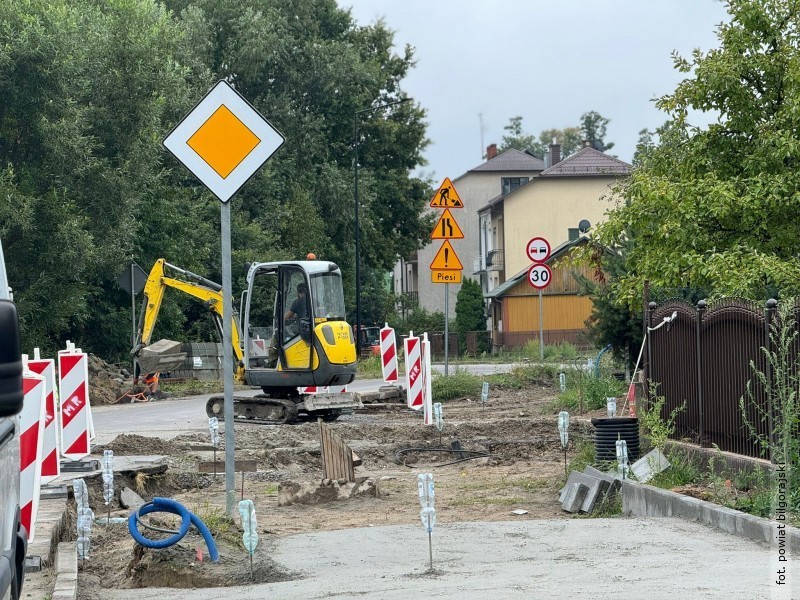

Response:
(51, 542), (78, 600)
(622, 479), (800, 549)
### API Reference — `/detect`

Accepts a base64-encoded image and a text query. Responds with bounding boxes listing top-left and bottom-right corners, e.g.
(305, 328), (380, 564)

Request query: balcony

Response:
(486, 249), (504, 271)
(473, 256), (485, 274)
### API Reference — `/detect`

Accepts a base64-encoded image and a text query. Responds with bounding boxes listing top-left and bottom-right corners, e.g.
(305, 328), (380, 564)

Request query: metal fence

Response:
(645, 298), (789, 460)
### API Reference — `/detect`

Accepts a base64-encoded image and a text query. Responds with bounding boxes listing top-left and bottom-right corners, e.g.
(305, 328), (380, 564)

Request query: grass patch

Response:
(432, 369), (482, 400)
(647, 449), (702, 489)
(357, 354), (384, 378)
(191, 500), (240, 546)
(566, 439), (596, 478)
(263, 483), (279, 495)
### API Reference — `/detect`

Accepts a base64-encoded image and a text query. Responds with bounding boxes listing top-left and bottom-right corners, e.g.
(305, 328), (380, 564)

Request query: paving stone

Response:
(559, 471), (610, 513)
(631, 448), (670, 483)
(120, 486), (146, 510)
(561, 482), (589, 513)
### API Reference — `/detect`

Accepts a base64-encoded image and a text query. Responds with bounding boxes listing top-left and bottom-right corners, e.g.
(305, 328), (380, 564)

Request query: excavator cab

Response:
(242, 261), (356, 395)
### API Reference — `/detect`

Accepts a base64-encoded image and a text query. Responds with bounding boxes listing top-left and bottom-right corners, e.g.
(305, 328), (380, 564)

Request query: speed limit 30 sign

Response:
(527, 263), (552, 289)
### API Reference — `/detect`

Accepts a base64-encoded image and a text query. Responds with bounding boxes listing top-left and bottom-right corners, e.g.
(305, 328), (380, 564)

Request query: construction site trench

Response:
(73, 381), (601, 597)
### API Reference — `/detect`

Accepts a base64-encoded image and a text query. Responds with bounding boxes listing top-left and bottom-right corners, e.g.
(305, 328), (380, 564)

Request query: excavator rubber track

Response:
(206, 394), (300, 425)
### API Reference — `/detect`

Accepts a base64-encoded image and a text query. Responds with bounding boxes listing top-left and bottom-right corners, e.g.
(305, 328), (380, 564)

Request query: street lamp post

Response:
(353, 97), (410, 354)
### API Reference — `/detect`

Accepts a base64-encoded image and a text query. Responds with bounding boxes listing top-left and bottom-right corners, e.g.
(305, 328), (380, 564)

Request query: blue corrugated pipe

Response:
(128, 497), (219, 562)
(594, 344), (612, 378)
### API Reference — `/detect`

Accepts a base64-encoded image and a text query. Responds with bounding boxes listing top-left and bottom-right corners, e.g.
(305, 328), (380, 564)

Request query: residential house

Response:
(485, 237), (597, 349)
(479, 144), (632, 346)
(393, 145), (544, 319)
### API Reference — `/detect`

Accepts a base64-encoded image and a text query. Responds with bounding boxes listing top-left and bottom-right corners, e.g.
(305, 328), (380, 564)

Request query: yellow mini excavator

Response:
(132, 258), (358, 423)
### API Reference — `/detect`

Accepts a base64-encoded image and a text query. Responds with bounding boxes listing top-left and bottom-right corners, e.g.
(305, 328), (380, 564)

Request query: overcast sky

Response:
(338, 0), (731, 182)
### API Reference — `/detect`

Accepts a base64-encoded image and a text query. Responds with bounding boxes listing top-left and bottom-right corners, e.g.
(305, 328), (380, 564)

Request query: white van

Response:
(0, 238), (25, 600)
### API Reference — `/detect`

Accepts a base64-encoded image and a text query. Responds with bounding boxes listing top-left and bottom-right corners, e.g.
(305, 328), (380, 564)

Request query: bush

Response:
(432, 369), (482, 401)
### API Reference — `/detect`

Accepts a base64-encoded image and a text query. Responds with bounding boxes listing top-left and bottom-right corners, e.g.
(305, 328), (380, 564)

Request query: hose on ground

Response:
(127, 497), (219, 562)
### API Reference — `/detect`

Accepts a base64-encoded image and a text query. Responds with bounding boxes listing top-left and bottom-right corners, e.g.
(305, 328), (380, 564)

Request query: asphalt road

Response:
(91, 363), (519, 444)
(103, 518), (790, 600)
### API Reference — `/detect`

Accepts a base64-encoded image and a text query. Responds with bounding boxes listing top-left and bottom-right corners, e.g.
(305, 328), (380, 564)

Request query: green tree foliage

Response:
(0, 0), (431, 361)
(580, 110), (614, 152)
(454, 278), (488, 353)
(498, 114), (607, 158)
(499, 116), (537, 155)
(589, 0), (800, 307)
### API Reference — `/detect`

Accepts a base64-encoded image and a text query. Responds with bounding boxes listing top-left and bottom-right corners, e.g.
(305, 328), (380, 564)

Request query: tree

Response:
(0, 0), (432, 362)
(499, 116), (537, 154)
(498, 114), (609, 158)
(587, 0), (800, 308)
(580, 110), (614, 152)
(454, 278), (487, 354)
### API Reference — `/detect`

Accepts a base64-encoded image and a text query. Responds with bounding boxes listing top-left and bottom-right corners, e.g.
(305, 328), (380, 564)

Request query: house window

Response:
(501, 177), (529, 195)
(568, 228), (579, 241)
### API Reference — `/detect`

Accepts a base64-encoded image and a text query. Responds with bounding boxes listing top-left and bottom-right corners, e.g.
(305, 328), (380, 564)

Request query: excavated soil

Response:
(76, 381), (602, 597)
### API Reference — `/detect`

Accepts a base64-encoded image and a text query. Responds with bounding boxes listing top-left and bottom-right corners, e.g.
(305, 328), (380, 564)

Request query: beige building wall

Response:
(503, 177), (619, 278)
(413, 171), (534, 318)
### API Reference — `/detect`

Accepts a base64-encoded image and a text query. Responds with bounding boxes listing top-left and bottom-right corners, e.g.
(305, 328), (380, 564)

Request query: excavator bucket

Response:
(137, 339), (186, 374)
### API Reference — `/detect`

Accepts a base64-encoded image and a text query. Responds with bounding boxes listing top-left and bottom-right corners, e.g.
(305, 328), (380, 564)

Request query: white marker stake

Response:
(418, 473), (436, 571)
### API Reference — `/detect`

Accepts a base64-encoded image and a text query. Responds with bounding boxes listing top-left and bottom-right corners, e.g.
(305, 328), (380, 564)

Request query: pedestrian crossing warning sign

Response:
(429, 240), (463, 270)
(430, 177), (463, 208)
(431, 209), (464, 240)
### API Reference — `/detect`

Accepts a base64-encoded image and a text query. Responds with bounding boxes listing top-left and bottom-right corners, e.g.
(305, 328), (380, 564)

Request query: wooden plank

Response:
(197, 459), (258, 473)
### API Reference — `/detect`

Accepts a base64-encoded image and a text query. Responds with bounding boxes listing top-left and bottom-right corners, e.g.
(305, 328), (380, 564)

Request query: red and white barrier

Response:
(404, 332), (423, 409)
(328, 385), (348, 393)
(20, 359), (45, 541)
(380, 324), (398, 383)
(421, 333), (433, 425)
(58, 343), (91, 460)
(298, 386), (328, 394)
(27, 349), (60, 482)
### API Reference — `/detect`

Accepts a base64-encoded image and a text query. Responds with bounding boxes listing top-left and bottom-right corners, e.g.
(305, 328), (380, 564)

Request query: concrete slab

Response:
(559, 471), (610, 513)
(631, 448), (670, 483)
(561, 482), (588, 512)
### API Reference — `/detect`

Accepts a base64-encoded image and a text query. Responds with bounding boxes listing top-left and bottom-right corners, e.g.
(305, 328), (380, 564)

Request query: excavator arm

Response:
(133, 259), (245, 380)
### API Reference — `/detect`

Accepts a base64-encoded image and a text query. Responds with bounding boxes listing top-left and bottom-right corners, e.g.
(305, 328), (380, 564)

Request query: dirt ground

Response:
(73, 383), (604, 598)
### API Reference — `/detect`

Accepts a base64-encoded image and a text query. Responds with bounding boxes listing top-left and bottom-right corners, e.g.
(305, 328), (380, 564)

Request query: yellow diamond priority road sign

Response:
(163, 80), (285, 203)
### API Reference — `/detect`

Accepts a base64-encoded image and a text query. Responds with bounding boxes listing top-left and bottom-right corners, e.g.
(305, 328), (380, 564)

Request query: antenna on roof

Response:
(479, 113), (485, 159)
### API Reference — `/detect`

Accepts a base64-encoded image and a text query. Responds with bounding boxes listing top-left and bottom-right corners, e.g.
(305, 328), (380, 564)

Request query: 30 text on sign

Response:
(527, 263), (552, 289)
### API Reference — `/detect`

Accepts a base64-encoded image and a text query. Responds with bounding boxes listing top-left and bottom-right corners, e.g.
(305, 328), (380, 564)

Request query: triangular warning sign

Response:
(431, 209), (465, 240)
(429, 240), (463, 270)
(430, 177), (463, 209)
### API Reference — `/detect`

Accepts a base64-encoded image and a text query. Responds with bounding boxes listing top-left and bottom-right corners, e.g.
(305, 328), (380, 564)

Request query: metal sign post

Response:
(444, 284), (449, 376)
(162, 80), (285, 516)
(526, 238), (552, 362)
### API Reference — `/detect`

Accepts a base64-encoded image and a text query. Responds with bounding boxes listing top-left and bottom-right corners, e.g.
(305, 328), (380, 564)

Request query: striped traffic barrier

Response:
(298, 386), (328, 394)
(421, 333), (433, 425)
(404, 332), (423, 410)
(27, 349), (60, 483)
(328, 385), (348, 393)
(75, 346), (95, 440)
(58, 343), (91, 460)
(20, 357), (46, 541)
(379, 324), (398, 383)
